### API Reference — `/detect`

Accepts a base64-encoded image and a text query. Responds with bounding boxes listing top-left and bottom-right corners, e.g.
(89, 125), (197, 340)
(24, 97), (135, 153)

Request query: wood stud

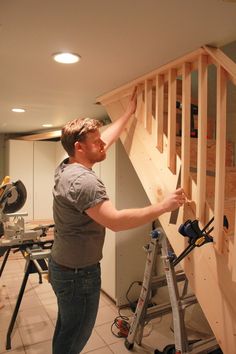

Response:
(181, 62), (191, 198)
(167, 68), (177, 174)
(144, 79), (153, 134)
(196, 55), (208, 223)
(155, 74), (164, 152)
(214, 65), (227, 253)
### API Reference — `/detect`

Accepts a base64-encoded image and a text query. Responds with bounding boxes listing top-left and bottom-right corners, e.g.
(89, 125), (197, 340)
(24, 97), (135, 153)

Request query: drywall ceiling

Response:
(1, 0), (236, 134)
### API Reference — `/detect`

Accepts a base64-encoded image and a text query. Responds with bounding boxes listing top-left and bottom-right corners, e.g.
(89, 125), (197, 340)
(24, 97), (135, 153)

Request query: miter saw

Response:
(0, 176), (53, 251)
(0, 177), (54, 351)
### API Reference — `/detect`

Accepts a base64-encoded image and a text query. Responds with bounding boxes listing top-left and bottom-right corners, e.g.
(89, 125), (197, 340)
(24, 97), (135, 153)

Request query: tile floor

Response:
(0, 251), (213, 354)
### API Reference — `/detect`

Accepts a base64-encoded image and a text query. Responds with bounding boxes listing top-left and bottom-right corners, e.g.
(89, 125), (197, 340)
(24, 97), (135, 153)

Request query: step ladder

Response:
(124, 227), (220, 354)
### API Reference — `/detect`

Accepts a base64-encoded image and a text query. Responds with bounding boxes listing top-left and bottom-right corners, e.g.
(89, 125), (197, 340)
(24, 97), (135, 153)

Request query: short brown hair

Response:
(61, 118), (102, 157)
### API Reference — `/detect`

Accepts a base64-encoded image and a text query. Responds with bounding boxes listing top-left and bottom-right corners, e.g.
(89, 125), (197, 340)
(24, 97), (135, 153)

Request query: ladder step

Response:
(181, 294), (197, 308)
(151, 270), (186, 288)
(144, 294), (197, 322)
(144, 301), (173, 321)
(189, 336), (219, 353)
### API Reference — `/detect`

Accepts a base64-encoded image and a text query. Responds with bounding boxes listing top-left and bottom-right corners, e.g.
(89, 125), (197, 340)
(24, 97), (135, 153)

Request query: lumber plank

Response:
(204, 45), (236, 85)
(144, 79), (153, 134)
(214, 65), (227, 253)
(155, 74), (164, 152)
(196, 55), (208, 224)
(167, 68), (177, 174)
(15, 130), (61, 141)
(181, 62), (191, 197)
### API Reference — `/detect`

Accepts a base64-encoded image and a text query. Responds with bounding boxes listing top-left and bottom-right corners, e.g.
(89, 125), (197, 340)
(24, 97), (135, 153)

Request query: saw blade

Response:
(3, 180), (27, 214)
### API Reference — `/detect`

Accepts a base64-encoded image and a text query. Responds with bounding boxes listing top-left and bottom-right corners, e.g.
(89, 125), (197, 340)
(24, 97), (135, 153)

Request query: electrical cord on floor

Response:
(111, 278), (161, 338)
(111, 307), (131, 338)
(111, 280), (142, 338)
(125, 280), (142, 312)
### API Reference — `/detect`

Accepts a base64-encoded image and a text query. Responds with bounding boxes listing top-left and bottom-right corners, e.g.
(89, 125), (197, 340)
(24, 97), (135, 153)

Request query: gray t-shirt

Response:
(51, 158), (109, 268)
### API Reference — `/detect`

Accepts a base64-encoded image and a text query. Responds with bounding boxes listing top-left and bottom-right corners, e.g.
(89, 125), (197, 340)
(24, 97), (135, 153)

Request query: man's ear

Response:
(74, 141), (84, 153)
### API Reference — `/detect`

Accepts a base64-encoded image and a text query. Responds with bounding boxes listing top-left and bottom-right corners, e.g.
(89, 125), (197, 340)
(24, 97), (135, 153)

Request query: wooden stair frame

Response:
(97, 46), (236, 354)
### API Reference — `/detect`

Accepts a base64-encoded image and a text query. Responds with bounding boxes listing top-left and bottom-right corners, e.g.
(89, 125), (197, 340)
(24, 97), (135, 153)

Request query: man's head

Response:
(61, 117), (103, 157)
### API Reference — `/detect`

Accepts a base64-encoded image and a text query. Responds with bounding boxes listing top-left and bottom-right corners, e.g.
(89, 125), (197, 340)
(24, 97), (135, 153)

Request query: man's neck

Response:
(68, 156), (93, 169)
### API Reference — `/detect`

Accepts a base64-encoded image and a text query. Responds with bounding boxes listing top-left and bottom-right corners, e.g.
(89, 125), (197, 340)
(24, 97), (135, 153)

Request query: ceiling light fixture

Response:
(53, 52), (81, 64)
(12, 108), (25, 113)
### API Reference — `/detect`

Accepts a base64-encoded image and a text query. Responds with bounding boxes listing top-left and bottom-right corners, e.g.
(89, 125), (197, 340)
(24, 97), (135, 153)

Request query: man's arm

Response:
(101, 87), (137, 151)
(86, 188), (186, 232)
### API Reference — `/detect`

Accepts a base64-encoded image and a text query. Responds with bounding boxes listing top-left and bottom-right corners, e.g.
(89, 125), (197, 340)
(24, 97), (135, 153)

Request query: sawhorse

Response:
(0, 241), (52, 350)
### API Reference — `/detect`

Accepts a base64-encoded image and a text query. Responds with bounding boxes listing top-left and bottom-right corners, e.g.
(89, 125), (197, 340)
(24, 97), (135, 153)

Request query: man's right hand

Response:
(160, 188), (186, 212)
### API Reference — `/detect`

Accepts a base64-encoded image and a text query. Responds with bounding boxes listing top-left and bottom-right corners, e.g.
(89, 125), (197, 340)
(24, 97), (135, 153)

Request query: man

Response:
(49, 89), (186, 354)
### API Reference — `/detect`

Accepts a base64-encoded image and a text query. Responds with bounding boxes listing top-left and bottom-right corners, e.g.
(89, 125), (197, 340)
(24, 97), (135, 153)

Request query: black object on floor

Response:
(154, 344), (223, 354)
(154, 344), (175, 354)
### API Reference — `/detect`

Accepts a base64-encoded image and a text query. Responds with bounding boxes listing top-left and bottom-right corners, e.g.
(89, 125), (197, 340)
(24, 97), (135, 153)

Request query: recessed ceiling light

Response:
(12, 108), (25, 113)
(42, 124), (53, 128)
(53, 52), (81, 64)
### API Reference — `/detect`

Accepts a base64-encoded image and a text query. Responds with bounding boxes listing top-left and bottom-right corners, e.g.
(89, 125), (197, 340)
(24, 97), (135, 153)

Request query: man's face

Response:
(80, 129), (106, 164)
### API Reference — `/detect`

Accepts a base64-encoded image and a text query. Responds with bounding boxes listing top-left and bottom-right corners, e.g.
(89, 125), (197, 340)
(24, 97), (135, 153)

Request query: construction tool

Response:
(0, 176), (54, 350)
(125, 219), (223, 353)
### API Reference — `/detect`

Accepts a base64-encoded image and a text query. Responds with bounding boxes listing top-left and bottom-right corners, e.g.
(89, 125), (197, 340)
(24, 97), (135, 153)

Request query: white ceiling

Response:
(1, 0), (236, 134)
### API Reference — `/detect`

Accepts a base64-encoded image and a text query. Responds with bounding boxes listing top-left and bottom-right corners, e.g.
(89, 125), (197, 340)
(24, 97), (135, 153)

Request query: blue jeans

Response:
(48, 257), (101, 354)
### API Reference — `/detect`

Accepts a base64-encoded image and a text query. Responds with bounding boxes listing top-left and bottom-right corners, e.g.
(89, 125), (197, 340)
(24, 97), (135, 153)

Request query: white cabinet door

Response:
(33, 141), (56, 220)
(55, 142), (68, 166)
(5, 140), (34, 220)
(6, 139), (58, 221)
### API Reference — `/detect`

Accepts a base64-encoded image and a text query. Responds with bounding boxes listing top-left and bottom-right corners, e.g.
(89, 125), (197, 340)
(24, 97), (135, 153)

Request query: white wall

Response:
(0, 135), (5, 182)
(99, 140), (151, 305)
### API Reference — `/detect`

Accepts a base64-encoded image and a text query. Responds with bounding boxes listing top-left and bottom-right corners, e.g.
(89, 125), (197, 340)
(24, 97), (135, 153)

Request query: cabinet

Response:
(5, 140), (59, 221)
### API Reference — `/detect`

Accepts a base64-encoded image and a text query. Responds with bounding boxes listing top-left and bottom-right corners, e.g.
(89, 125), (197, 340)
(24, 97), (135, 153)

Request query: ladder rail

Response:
(126, 237), (159, 346)
(160, 233), (188, 353)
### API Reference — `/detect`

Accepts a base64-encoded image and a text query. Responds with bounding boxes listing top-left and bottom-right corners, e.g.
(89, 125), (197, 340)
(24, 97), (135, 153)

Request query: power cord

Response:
(111, 281), (142, 338)
(125, 280), (142, 312)
(111, 307), (130, 338)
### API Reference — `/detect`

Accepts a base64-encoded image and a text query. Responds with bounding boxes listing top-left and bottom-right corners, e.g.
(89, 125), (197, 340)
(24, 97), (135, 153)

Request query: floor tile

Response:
(81, 329), (106, 353)
(1, 349), (26, 354)
(0, 304), (18, 332)
(43, 303), (58, 321)
(0, 328), (24, 353)
(95, 304), (117, 327)
(83, 346), (113, 354)
(36, 293), (56, 306)
(98, 295), (109, 308)
(18, 321), (54, 347)
(25, 340), (52, 354)
(10, 295), (42, 312)
(31, 282), (53, 295)
(95, 321), (123, 345)
(100, 291), (115, 307)
(16, 305), (51, 327)
(6, 287), (37, 301)
(141, 316), (174, 352)
(109, 340), (153, 353)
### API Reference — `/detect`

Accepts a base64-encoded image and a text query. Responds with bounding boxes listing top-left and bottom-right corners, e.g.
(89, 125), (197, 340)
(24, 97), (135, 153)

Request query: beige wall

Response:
(0, 134), (5, 182)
